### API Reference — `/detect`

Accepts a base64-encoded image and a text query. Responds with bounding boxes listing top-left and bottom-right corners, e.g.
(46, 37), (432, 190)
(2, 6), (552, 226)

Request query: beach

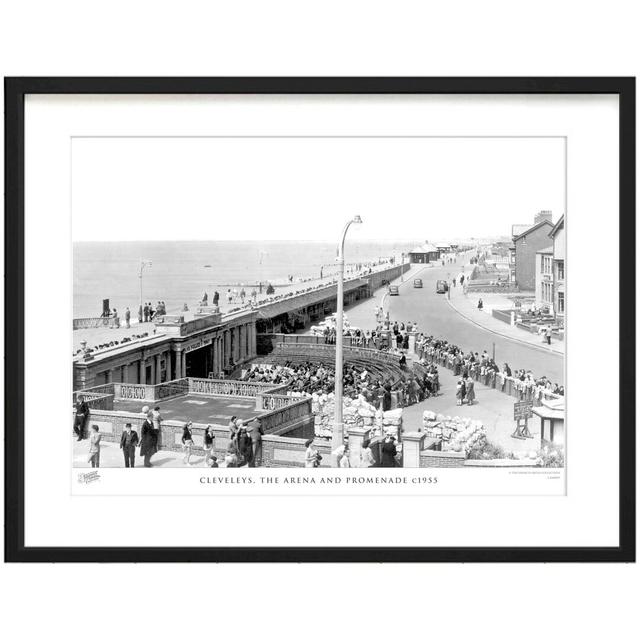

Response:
(73, 239), (414, 318)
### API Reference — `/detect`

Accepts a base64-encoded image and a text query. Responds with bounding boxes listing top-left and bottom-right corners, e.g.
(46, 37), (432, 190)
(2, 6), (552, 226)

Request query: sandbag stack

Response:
(422, 410), (486, 453)
(310, 392), (403, 439)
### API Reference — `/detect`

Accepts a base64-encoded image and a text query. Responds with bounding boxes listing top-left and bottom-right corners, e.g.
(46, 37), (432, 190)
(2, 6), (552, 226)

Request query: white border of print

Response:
(24, 94), (618, 548)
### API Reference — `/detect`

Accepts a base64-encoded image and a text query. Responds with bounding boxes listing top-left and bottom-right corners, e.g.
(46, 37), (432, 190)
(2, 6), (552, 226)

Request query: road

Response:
(341, 254), (564, 383)
(385, 261), (564, 382)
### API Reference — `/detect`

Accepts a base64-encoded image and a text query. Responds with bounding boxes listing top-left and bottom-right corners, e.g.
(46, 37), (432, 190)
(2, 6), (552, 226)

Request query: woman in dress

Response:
(203, 425), (215, 466)
(181, 421), (194, 465)
(304, 439), (319, 468)
(88, 425), (101, 468)
(465, 377), (476, 406)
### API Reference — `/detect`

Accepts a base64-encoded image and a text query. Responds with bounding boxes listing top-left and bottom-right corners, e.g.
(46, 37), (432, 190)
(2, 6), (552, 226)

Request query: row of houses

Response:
(506, 210), (565, 318)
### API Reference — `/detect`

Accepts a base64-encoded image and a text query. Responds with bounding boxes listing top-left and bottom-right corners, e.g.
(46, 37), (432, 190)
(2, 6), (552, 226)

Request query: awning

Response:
(255, 278), (369, 319)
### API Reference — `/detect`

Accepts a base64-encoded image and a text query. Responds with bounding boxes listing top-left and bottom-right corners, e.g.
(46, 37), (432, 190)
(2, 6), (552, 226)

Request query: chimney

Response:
(534, 210), (553, 224)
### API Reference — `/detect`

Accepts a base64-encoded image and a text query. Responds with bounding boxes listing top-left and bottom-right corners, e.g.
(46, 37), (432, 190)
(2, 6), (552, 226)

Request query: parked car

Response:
(413, 278), (423, 288)
(388, 285), (399, 296)
(436, 279), (449, 294)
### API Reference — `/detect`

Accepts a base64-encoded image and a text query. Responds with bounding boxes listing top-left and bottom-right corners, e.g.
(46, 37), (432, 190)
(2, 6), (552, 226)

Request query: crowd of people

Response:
(415, 333), (564, 401)
(244, 352), (439, 410)
(73, 332), (150, 357)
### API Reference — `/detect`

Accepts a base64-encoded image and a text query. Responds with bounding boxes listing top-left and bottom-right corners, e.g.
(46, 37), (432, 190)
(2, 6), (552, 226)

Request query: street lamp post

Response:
(332, 215), (363, 466)
(139, 259), (152, 322)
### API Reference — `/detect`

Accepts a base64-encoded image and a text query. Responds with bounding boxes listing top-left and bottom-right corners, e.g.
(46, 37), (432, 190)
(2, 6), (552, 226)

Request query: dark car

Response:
(436, 279), (449, 294)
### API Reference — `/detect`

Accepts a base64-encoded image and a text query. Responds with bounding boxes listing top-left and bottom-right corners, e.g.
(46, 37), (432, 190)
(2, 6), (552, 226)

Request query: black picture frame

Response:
(4, 77), (636, 563)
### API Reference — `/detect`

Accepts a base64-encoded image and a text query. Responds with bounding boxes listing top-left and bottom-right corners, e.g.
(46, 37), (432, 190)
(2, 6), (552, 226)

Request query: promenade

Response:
(317, 257), (559, 453)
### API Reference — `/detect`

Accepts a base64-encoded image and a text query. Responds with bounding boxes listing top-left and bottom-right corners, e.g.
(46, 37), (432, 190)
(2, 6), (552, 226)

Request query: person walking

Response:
(203, 425), (215, 466)
(465, 376), (476, 406)
(88, 425), (101, 468)
(213, 290), (220, 306)
(124, 306), (131, 328)
(224, 439), (240, 467)
(456, 378), (465, 406)
(236, 423), (253, 467)
(339, 445), (351, 468)
(544, 326), (552, 345)
(139, 410), (159, 467)
(120, 422), (139, 467)
(73, 394), (90, 441)
(181, 421), (194, 465)
(247, 420), (264, 467)
(360, 442), (376, 468)
(381, 435), (397, 467)
(143, 303), (149, 323)
(304, 439), (320, 468)
(112, 309), (120, 328)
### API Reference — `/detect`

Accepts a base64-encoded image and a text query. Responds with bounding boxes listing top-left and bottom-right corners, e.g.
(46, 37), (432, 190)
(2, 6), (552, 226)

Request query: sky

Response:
(72, 136), (565, 242)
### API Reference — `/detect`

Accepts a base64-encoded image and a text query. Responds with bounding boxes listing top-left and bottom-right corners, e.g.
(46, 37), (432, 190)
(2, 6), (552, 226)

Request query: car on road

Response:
(388, 285), (399, 296)
(436, 279), (449, 294)
(413, 278), (423, 288)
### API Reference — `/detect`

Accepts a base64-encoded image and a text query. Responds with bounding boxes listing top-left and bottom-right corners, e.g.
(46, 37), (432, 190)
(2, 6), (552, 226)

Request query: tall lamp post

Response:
(139, 259), (152, 321)
(332, 215), (363, 466)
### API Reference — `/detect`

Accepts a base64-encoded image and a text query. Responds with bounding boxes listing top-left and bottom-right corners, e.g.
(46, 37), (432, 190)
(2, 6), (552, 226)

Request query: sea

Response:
(73, 240), (415, 318)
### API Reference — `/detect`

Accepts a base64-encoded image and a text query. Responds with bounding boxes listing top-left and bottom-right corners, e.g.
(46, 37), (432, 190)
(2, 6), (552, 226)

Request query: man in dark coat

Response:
(73, 395), (90, 441)
(236, 423), (253, 467)
(381, 436), (397, 467)
(247, 420), (264, 467)
(383, 384), (392, 411)
(139, 414), (159, 467)
(120, 422), (139, 468)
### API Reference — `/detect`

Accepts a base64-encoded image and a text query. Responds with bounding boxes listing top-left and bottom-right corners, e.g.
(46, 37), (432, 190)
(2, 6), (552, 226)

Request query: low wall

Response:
(257, 397), (315, 435)
(261, 435), (332, 468)
(73, 390), (115, 411)
(73, 317), (119, 330)
(272, 342), (402, 367)
(464, 283), (519, 293)
(188, 377), (278, 398)
(420, 450), (467, 468)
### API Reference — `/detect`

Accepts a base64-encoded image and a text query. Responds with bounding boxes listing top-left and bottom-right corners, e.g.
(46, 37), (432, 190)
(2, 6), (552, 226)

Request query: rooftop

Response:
(409, 243), (439, 254)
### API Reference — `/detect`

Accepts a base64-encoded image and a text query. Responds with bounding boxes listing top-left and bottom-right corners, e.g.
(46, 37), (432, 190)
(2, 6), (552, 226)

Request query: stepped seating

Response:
(250, 346), (407, 386)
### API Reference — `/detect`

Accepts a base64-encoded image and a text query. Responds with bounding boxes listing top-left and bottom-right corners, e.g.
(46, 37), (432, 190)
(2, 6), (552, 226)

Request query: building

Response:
(512, 217), (554, 291)
(73, 262), (410, 391)
(73, 309), (258, 390)
(535, 246), (554, 310)
(533, 214), (565, 317)
(549, 215), (565, 318)
(408, 242), (440, 264)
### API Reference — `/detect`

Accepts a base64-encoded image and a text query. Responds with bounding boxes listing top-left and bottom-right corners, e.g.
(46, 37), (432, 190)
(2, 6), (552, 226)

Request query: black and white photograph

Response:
(5, 77), (634, 562)
(71, 136), (567, 477)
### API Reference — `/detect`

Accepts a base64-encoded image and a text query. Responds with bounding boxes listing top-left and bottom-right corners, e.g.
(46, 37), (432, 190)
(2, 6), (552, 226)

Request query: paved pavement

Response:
(401, 364), (540, 454)
(73, 436), (218, 468)
(446, 286), (565, 355)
